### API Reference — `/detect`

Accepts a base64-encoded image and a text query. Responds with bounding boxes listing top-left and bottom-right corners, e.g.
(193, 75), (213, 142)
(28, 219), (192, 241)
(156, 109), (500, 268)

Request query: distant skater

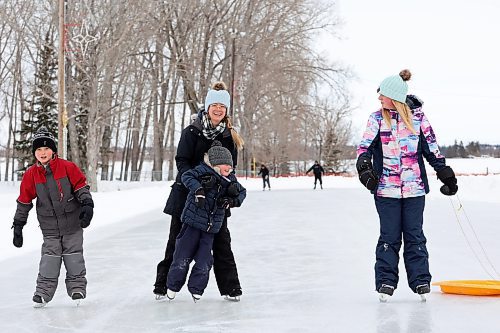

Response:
(258, 164), (271, 190)
(306, 161), (324, 189)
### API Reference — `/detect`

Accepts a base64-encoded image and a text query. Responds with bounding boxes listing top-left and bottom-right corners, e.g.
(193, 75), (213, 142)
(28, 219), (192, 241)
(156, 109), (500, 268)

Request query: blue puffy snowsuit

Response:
(166, 162), (246, 296)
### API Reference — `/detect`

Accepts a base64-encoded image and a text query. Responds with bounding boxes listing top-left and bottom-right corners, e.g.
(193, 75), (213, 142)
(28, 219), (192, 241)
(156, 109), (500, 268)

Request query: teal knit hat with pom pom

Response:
(378, 69), (412, 103)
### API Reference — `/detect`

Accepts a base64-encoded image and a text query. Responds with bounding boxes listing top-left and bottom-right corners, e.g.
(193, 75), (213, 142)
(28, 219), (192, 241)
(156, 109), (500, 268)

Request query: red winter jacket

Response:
(14, 155), (92, 236)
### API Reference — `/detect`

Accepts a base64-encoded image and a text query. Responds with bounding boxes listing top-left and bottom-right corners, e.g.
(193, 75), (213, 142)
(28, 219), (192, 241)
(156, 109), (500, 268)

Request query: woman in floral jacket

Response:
(356, 69), (458, 301)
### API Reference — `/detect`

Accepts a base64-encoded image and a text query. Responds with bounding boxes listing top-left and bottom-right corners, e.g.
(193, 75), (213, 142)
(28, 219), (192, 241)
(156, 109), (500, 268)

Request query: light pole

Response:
(58, 0), (67, 158)
(228, 28), (237, 118)
(228, 28), (245, 118)
(319, 138), (323, 163)
(313, 137), (323, 163)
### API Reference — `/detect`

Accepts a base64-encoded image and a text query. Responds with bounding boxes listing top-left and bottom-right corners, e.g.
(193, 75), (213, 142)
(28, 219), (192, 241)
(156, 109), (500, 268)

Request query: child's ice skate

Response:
(166, 289), (176, 301)
(32, 295), (47, 308)
(71, 292), (85, 306)
(378, 284), (395, 303)
(415, 284), (431, 302)
(191, 294), (202, 303)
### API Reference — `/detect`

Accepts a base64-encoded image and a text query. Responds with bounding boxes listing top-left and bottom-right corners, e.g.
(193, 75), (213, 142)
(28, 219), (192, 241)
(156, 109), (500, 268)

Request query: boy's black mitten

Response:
(436, 166), (458, 196)
(200, 174), (216, 189)
(226, 182), (240, 197)
(12, 220), (25, 248)
(79, 198), (94, 228)
(218, 197), (235, 209)
(195, 188), (206, 208)
(356, 156), (379, 191)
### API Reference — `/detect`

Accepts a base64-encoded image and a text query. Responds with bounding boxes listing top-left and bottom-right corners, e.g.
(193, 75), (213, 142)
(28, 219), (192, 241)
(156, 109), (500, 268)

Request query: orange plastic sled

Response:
(432, 280), (500, 296)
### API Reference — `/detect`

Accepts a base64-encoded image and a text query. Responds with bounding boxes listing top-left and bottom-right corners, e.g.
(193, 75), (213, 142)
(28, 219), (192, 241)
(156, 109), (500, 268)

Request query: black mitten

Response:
(12, 220), (24, 248)
(226, 182), (240, 197)
(200, 174), (216, 189)
(218, 197), (235, 209)
(437, 166), (458, 196)
(356, 156), (379, 191)
(195, 188), (206, 208)
(79, 198), (94, 228)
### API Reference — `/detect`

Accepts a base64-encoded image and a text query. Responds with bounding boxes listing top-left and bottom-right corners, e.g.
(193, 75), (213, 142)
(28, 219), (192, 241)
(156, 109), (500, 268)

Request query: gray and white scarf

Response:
(201, 112), (226, 140)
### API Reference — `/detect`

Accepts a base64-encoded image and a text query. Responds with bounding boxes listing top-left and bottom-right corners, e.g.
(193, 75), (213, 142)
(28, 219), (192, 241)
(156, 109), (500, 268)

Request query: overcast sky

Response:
(322, 0), (500, 146)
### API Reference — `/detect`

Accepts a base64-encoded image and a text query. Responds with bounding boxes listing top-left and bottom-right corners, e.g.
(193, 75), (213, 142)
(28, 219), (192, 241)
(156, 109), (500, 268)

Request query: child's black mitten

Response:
(195, 188), (206, 208)
(79, 198), (94, 228)
(12, 220), (25, 248)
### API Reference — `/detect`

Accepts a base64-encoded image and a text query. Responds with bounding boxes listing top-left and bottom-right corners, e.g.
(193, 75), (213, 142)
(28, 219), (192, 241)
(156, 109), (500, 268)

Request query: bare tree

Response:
(0, 0), (353, 186)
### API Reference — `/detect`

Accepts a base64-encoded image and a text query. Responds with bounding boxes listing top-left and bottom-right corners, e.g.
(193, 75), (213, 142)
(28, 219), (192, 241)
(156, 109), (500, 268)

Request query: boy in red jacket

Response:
(12, 127), (94, 308)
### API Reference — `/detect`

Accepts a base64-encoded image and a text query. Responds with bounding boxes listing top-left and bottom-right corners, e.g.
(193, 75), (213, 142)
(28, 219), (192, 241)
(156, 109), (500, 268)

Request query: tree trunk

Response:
(129, 76), (143, 181)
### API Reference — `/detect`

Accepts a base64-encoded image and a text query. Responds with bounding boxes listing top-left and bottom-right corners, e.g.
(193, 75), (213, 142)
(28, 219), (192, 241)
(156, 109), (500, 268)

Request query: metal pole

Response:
(58, 0), (67, 158)
(230, 34), (236, 118)
(57, 0), (64, 153)
(319, 138), (322, 162)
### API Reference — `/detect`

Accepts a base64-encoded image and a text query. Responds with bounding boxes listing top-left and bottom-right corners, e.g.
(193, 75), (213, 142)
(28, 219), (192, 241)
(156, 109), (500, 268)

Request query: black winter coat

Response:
(258, 166), (269, 178)
(163, 113), (237, 217)
(307, 164), (324, 177)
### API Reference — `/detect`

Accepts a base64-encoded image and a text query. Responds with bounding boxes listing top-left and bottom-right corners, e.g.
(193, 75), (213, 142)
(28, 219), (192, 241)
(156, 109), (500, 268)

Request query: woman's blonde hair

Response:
(210, 81), (245, 150)
(381, 100), (417, 135)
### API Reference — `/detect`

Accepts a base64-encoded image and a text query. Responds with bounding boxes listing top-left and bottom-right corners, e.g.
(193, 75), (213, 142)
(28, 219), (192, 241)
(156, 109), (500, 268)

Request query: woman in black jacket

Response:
(154, 81), (245, 301)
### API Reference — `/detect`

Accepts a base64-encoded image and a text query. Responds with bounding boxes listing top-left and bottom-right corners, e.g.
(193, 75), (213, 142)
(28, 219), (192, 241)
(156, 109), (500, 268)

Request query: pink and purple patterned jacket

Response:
(357, 101), (447, 199)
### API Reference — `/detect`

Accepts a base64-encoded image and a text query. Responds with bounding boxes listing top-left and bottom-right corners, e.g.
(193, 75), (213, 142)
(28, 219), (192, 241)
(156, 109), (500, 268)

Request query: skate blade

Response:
(33, 302), (47, 308)
(74, 299), (82, 307)
(155, 294), (167, 301)
(224, 295), (241, 302)
(378, 293), (390, 303)
(192, 295), (201, 303)
(419, 294), (427, 302)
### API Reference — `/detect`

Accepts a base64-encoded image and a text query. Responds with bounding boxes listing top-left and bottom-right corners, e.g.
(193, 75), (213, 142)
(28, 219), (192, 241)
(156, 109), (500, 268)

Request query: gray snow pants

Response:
(35, 229), (87, 302)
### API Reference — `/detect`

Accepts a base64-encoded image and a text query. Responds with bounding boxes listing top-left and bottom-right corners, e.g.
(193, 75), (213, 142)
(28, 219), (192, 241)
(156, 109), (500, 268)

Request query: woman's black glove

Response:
(356, 156), (379, 191)
(79, 198), (94, 228)
(437, 166), (458, 196)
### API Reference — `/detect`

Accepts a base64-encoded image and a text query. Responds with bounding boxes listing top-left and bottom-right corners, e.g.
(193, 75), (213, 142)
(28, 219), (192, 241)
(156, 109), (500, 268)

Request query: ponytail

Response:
(225, 116), (244, 150)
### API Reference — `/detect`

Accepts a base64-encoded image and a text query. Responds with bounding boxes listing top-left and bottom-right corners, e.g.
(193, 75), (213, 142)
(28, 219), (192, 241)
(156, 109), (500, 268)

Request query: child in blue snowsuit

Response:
(166, 141), (246, 301)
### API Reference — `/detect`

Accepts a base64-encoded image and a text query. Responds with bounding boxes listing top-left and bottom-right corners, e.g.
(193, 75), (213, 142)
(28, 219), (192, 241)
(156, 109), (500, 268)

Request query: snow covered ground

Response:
(1, 168), (500, 332)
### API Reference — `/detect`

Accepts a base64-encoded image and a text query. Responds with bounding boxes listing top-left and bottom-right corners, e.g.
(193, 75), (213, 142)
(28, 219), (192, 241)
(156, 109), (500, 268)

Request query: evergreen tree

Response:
(458, 140), (467, 158)
(14, 29), (58, 174)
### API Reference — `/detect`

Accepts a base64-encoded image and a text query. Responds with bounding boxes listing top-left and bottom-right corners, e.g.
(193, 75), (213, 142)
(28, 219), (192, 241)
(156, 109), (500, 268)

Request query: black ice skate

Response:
(154, 285), (167, 301)
(416, 284), (431, 302)
(71, 292), (85, 306)
(32, 295), (47, 308)
(224, 288), (242, 302)
(378, 284), (395, 303)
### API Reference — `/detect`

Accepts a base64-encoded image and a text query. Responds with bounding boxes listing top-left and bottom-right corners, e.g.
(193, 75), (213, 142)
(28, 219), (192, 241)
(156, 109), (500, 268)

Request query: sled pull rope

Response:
(449, 195), (500, 280)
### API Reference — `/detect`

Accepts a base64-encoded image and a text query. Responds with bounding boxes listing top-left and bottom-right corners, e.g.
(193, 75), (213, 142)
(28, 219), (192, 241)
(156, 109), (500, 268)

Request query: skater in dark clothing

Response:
(155, 81), (245, 301)
(356, 69), (458, 301)
(166, 142), (246, 302)
(306, 161), (325, 189)
(12, 127), (94, 308)
(258, 164), (271, 190)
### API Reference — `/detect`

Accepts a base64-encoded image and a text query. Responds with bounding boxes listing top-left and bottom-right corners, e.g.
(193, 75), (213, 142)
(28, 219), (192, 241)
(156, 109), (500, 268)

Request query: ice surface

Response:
(1, 175), (499, 332)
